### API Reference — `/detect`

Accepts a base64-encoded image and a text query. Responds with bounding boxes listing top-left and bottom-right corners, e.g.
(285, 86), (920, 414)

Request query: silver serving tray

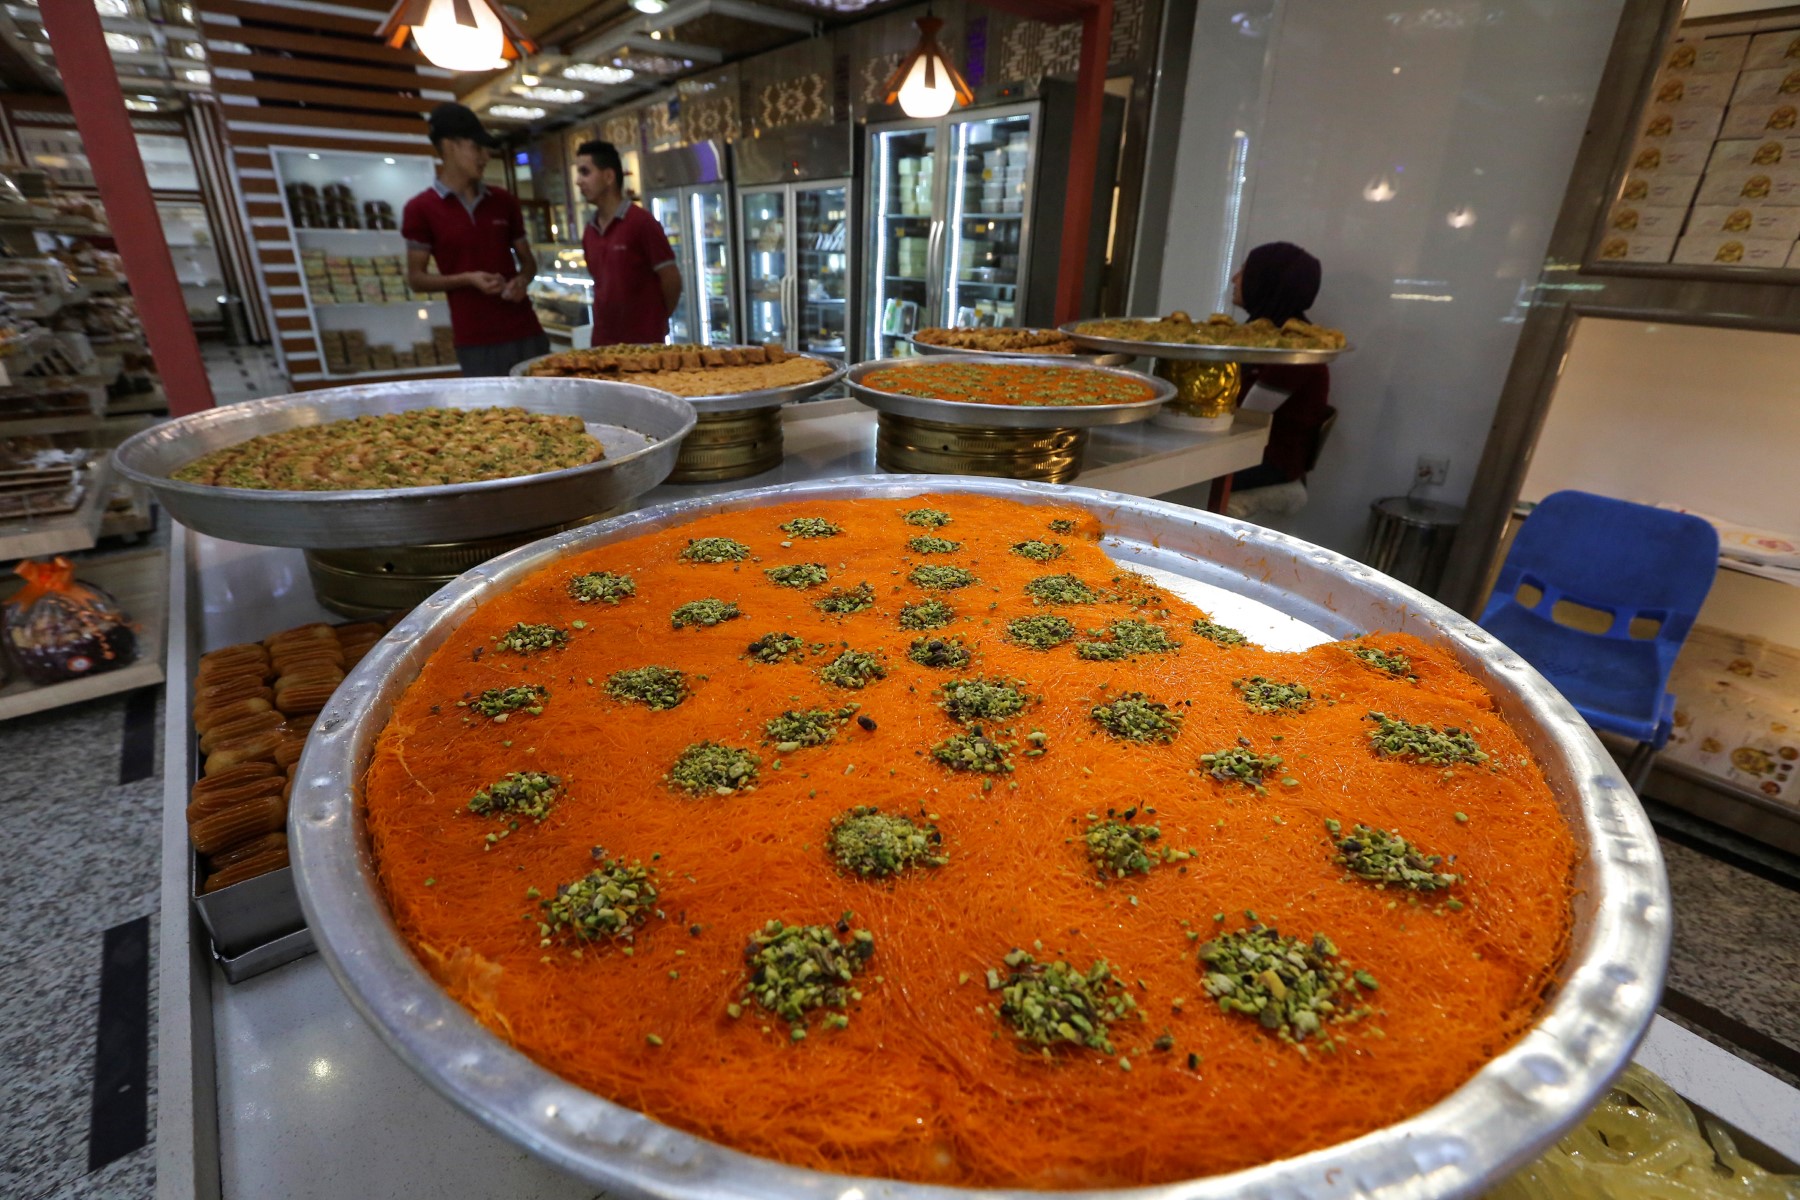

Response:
(111, 378), (696, 550)
(904, 331), (1133, 366)
(1060, 320), (1352, 365)
(510, 349), (847, 413)
(846, 354), (1174, 428)
(290, 475), (1668, 1200)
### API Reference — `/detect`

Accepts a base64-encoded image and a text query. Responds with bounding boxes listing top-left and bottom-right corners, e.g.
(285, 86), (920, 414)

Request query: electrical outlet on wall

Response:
(1416, 455), (1449, 487)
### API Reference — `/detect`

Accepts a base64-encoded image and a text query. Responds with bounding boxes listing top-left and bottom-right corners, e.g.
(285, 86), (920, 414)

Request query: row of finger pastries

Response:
(190, 620), (387, 893)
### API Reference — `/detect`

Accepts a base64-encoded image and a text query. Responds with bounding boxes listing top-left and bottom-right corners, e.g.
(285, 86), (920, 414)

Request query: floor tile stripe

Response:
(87, 916), (150, 1172)
(118, 688), (158, 786)
(1661, 986), (1800, 1081)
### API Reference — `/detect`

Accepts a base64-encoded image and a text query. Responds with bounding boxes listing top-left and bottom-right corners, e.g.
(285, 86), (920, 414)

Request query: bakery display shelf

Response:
(0, 543), (165, 721)
(99, 482), (156, 541)
(0, 458), (115, 561)
(9, 291), (63, 320)
(153, 512), (1800, 1200)
(301, 363), (460, 384)
(75, 273), (125, 295)
(0, 334), (57, 384)
(106, 385), (169, 417)
(312, 300), (445, 312)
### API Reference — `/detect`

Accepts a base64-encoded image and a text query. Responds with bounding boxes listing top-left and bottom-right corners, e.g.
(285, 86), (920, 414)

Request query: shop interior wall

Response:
(1154, 0), (1627, 558)
(1517, 315), (1800, 645)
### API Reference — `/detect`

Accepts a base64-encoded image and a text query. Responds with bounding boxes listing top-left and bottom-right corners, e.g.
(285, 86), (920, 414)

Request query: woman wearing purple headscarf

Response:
(1228, 242), (1334, 497)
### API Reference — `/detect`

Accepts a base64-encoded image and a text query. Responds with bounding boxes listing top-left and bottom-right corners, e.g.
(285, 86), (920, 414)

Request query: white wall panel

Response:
(1158, 0), (1626, 556)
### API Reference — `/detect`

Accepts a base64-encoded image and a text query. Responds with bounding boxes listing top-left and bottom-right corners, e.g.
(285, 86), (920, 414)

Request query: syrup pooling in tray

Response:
(362, 494), (1577, 1189)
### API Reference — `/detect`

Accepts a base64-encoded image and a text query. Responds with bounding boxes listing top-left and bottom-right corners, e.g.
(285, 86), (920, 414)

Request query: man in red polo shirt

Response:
(573, 140), (682, 344)
(402, 104), (547, 376)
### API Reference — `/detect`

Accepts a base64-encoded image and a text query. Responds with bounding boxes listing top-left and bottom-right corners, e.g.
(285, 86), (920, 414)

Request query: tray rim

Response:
(1060, 319), (1352, 364)
(289, 473), (1670, 1200)
(510, 348), (848, 413)
(904, 331), (1134, 366)
(845, 353), (1175, 429)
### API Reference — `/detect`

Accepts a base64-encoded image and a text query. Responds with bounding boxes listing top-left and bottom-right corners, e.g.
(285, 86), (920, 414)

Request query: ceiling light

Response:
(631, 0), (668, 12)
(184, 68), (211, 84)
(377, 0), (537, 73)
(882, 17), (972, 119)
(124, 97), (158, 112)
(1363, 175), (1396, 202)
(1446, 206), (1476, 229)
(520, 73), (539, 85)
(562, 63), (634, 84)
(513, 85), (583, 103)
(183, 41), (206, 60)
(385, 157), (397, 164)
(649, 30), (661, 39)
(96, 0), (130, 16)
(104, 31), (141, 53)
(488, 104), (546, 120)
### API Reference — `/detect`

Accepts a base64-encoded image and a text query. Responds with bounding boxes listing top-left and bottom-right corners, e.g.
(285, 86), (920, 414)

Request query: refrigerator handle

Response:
(926, 213), (946, 329)
(781, 273), (794, 347)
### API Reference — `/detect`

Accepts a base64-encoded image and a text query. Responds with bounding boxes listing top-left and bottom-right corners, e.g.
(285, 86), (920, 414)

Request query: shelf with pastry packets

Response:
(187, 617), (393, 975)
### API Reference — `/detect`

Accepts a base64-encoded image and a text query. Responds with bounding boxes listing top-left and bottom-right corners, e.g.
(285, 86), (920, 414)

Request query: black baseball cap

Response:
(427, 103), (499, 148)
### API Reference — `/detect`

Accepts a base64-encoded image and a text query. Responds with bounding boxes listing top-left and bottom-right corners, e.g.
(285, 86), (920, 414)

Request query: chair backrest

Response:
(1483, 490), (1719, 650)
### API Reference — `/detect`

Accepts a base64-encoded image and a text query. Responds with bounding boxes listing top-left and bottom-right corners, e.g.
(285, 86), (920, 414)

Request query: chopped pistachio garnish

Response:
(467, 771), (560, 821)
(993, 952), (1138, 1055)
(605, 665), (687, 710)
(568, 570), (635, 604)
(1329, 820), (1460, 891)
(746, 631), (804, 664)
(740, 918), (875, 1035)
(1190, 616), (1249, 647)
(1047, 518), (1078, 534)
(780, 516), (841, 538)
(931, 728), (1014, 773)
(937, 676), (1031, 723)
(666, 741), (760, 794)
(1007, 613), (1075, 649)
(1024, 573), (1099, 604)
(1365, 712), (1487, 765)
(1112, 571), (1164, 608)
(1076, 618), (1182, 661)
(680, 537), (751, 563)
(470, 684), (547, 719)
(543, 848), (659, 943)
(815, 582), (875, 614)
(899, 599), (955, 630)
(495, 622), (569, 653)
(1091, 692), (1182, 743)
(1010, 539), (1065, 562)
(909, 564), (977, 591)
(907, 534), (961, 554)
(1200, 744), (1283, 793)
(828, 806), (946, 877)
(902, 507), (952, 528)
(1198, 924), (1375, 1046)
(1085, 815), (1163, 878)
(908, 636), (971, 669)
(1234, 676), (1313, 714)
(819, 648), (887, 689)
(765, 562), (830, 589)
(1349, 642), (1417, 680)
(764, 705), (858, 750)
(670, 598), (741, 629)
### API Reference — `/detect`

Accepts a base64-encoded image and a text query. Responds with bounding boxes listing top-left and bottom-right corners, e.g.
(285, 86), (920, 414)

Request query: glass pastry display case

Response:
(527, 245), (592, 342)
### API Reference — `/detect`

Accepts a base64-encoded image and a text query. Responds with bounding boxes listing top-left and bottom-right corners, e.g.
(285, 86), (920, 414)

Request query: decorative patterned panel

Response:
(994, 0), (1145, 85)
(644, 97), (682, 151)
(678, 68), (741, 144)
(602, 111), (641, 151)
(859, 52), (904, 107)
(756, 74), (831, 131)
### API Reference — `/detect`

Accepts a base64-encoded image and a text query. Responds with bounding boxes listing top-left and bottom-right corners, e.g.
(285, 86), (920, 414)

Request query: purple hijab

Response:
(1241, 242), (1321, 326)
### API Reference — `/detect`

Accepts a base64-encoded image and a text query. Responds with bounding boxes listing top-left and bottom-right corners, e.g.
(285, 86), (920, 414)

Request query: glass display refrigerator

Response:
(864, 103), (1039, 359)
(642, 144), (736, 347)
(646, 191), (694, 344)
(739, 181), (852, 355)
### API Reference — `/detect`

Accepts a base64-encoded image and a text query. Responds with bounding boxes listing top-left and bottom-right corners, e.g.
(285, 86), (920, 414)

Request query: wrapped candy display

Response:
(3, 556), (138, 685)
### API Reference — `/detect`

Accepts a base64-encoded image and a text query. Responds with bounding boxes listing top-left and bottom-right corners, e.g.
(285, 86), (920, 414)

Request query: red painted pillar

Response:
(41, 3), (216, 415)
(1053, 0), (1113, 325)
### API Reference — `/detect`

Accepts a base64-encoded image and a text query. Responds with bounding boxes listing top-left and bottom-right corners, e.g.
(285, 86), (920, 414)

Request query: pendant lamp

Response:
(378, 0), (537, 72)
(882, 16), (974, 119)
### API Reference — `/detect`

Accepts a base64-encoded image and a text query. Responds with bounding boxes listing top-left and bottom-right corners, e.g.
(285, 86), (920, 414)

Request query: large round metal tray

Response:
(510, 349), (847, 413)
(290, 475), (1668, 1200)
(846, 354), (1174, 428)
(112, 377), (695, 550)
(1061, 319), (1352, 365)
(905, 331), (1133, 366)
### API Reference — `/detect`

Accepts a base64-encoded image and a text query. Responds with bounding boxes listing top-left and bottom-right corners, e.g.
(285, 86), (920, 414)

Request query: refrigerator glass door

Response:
(649, 191), (692, 343)
(795, 182), (850, 356)
(945, 111), (1034, 330)
(866, 125), (938, 358)
(740, 188), (787, 347)
(691, 185), (734, 346)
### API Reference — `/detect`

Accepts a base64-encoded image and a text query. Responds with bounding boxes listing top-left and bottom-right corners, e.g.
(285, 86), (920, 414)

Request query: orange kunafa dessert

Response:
(363, 494), (1577, 1189)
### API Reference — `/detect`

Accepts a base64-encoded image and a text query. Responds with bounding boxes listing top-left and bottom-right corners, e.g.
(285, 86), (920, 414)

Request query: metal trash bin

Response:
(217, 294), (249, 346)
(1364, 496), (1464, 596)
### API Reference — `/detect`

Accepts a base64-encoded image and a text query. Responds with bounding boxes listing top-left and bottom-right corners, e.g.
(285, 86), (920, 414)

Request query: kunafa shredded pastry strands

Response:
(363, 494), (1577, 1189)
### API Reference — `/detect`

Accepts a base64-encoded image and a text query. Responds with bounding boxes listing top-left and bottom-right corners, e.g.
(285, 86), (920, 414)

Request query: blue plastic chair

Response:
(1478, 490), (1719, 788)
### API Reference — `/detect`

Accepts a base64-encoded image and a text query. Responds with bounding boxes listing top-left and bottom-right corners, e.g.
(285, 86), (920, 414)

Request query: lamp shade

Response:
(378, 0), (537, 72)
(882, 17), (974, 119)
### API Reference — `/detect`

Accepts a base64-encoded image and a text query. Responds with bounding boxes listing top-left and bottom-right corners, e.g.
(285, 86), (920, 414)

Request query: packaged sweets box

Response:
(1662, 34), (1749, 76)
(1605, 205), (1687, 237)
(1721, 101), (1800, 139)
(1619, 172), (1701, 208)
(1696, 166), (1800, 205)
(1687, 203), (1800, 240)
(1707, 137), (1800, 171)
(1630, 139), (1711, 175)
(1671, 235), (1792, 266)
(1640, 104), (1724, 141)
(1745, 29), (1800, 72)
(1731, 67), (1800, 106)
(1649, 72), (1735, 107)
(1594, 233), (1675, 262)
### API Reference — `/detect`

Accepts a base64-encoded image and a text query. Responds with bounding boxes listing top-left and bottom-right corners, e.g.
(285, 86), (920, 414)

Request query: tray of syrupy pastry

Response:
(188, 617), (389, 981)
